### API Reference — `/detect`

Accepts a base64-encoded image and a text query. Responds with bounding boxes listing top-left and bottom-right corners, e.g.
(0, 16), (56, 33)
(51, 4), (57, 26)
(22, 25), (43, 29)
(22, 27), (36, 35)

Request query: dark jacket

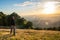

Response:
(10, 17), (15, 25)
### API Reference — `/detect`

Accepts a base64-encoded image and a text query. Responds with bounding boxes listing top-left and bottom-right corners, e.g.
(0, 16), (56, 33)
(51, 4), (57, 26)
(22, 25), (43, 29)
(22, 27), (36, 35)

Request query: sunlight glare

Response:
(42, 2), (56, 14)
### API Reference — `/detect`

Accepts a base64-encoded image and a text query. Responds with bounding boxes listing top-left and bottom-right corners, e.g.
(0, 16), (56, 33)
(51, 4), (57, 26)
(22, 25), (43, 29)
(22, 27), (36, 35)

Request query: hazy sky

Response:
(0, 0), (60, 16)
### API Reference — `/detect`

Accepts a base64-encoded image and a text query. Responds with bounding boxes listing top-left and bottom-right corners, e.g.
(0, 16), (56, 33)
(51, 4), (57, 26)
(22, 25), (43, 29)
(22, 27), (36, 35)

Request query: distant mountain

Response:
(22, 14), (60, 28)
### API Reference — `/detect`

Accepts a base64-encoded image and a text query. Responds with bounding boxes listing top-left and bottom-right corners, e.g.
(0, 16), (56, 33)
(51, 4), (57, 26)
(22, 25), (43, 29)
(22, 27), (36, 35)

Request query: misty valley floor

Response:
(0, 29), (60, 40)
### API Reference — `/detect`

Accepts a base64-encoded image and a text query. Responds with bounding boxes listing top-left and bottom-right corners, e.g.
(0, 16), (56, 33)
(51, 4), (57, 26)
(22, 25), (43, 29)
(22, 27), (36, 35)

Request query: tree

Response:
(10, 12), (20, 19)
(0, 12), (6, 26)
(57, 27), (60, 31)
(24, 21), (33, 29)
(0, 12), (33, 29)
(16, 18), (27, 29)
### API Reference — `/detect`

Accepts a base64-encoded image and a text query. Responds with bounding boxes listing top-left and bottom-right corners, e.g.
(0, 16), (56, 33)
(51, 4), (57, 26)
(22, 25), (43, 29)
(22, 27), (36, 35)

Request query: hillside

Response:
(0, 29), (60, 40)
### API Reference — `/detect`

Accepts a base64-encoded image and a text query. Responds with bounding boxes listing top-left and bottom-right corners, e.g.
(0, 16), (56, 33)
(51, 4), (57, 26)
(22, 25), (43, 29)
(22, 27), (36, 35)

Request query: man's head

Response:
(12, 16), (15, 19)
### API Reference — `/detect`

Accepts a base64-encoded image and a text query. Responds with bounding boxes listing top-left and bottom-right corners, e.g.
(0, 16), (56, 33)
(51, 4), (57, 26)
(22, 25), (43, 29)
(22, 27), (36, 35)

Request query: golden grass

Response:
(0, 29), (60, 40)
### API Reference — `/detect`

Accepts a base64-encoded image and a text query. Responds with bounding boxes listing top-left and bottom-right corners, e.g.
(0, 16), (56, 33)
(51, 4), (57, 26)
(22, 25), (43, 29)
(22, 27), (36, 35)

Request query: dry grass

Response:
(0, 29), (60, 40)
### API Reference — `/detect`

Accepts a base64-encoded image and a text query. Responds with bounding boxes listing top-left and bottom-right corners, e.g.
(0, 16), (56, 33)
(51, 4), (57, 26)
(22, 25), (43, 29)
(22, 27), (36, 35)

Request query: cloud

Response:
(41, 0), (60, 2)
(30, 0), (41, 2)
(55, 2), (60, 9)
(14, 0), (42, 7)
(13, 0), (60, 14)
(30, 0), (60, 2)
(14, 1), (32, 6)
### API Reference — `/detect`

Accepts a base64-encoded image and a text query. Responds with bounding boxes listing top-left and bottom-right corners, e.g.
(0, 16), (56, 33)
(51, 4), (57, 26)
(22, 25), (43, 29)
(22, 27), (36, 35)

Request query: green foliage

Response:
(0, 12), (33, 29)
(24, 21), (33, 29)
(0, 12), (6, 26)
(16, 18), (33, 29)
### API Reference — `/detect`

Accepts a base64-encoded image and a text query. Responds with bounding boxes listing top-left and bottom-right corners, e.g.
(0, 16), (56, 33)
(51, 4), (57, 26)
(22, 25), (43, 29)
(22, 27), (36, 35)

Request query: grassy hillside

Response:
(0, 29), (60, 40)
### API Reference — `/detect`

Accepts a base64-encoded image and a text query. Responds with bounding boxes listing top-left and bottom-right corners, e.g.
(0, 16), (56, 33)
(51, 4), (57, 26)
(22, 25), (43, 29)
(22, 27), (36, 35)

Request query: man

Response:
(10, 16), (16, 36)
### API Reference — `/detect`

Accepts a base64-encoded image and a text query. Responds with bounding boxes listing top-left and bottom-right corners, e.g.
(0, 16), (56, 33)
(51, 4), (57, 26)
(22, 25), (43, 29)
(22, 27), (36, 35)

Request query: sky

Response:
(0, 0), (60, 16)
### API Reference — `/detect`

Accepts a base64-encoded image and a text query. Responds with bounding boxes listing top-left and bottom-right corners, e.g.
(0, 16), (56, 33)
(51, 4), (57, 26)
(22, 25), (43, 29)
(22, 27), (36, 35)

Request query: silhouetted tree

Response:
(24, 21), (33, 29)
(0, 12), (6, 26)
(0, 12), (33, 29)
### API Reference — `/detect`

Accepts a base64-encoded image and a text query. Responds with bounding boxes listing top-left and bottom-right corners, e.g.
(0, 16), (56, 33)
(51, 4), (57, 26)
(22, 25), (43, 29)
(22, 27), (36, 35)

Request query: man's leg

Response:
(13, 26), (16, 36)
(10, 26), (13, 34)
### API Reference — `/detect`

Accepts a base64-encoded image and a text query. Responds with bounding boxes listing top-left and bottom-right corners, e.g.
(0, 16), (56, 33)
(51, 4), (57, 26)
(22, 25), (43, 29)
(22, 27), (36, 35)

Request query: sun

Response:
(42, 2), (56, 14)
